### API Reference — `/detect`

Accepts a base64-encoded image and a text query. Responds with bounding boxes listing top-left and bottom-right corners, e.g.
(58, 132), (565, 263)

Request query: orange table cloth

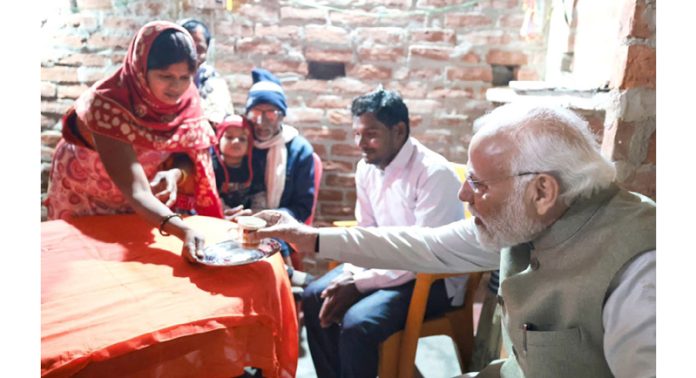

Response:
(41, 214), (298, 378)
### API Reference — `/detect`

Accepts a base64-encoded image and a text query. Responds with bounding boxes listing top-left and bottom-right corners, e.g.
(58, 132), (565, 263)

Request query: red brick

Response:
(42, 145), (55, 162)
(601, 120), (634, 161)
(573, 109), (605, 142)
(514, 66), (539, 81)
(309, 95), (352, 109)
(319, 189), (344, 202)
(41, 130), (63, 148)
(389, 82), (427, 98)
(302, 127), (349, 142)
(330, 12), (379, 27)
(217, 60), (255, 75)
(57, 84), (89, 99)
(87, 33), (132, 50)
(618, 45), (656, 89)
(325, 173), (356, 187)
(41, 66), (79, 83)
(643, 131), (655, 165)
(312, 144), (328, 158)
(321, 160), (355, 173)
(215, 21), (254, 39)
(187, 0), (218, 10)
(76, 0), (111, 10)
(305, 25), (350, 46)
(427, 88), (476, 100)
(285, 108), (324, 124)
(52, 33), (87, 50)
(41, 82), (57, 98)
(499, 13), (524, 28)
(320, 203), (355, 217)
(410, 45), (454, 61)
(410, 29), (457, 44)
(102, 17), (141, 33)
(78, 66), (116, 84)
(457, 52), (481, 63)
(346, 190), (357, 204)
(256, 25), (301, 40)
(331, 143), (362, 157)
(328, 110), (353, 126)
(405, 115), (422, 129)
(261, 59), (308, 76)
(397, 68), (443, 81)
(225, 74), (253, 91)
(404, 99), (442, 114)
(354, 27), (406, 45)
(238, 4), (280, 23)
(436, 114), (470, 128)
(305, 47), (353, 63)
(486, 49), (528, 65)
(284, 79), (329, 94)
(347, 64), (392, 80)
(42, 114), (59, 130)
(461, 30), (516, 46)
(447, 66), (493, 82)
(330, 78), (374, 95)
(280, 7), (327, 23)
(66, 14), (99, 31)
(620, 164), (655, 200)
(58, 53), (112, 67)
(357, 45), (407, 61)
(41, 100), (73, 116)
(236, 38), (283, 55)
(445, 13), (493, 28)
(619, 0), (655, 39)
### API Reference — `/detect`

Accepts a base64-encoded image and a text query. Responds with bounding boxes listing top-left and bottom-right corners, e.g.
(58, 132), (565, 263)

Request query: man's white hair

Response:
(473, 103), (616, 205)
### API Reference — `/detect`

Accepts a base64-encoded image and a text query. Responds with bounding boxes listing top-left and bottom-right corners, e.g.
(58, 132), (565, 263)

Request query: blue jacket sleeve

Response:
(278, 136), (315, 223)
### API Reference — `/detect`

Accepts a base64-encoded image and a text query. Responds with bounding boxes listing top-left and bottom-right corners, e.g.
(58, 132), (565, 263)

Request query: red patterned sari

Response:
(46, 21), (223, 220)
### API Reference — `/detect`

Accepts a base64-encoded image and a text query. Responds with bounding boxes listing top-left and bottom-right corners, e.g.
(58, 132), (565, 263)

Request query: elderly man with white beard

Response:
(250, 103), (656, 378)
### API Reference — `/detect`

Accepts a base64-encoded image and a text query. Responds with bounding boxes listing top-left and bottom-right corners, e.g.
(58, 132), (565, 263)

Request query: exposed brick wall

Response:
(600, 0), (656, 199)
(41, 0), (545, 223)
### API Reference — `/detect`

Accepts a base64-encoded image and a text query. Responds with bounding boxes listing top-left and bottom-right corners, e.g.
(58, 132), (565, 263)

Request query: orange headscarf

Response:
(61, 21), (223, 217)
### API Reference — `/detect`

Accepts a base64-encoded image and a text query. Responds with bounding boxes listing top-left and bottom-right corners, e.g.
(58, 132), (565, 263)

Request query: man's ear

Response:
(530, 173), (560, 216)
(394, 121), (407, 140)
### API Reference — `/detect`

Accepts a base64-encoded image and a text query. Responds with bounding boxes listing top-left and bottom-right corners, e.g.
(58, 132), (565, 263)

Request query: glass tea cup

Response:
(236, 216), (267, 248)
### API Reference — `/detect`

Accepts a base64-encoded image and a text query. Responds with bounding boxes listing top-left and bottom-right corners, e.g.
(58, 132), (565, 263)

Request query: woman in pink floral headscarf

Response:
(45, 21), (223, 262)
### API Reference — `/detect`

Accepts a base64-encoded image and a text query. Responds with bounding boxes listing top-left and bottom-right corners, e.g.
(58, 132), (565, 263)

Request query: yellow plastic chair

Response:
(378, 272), (483, 378)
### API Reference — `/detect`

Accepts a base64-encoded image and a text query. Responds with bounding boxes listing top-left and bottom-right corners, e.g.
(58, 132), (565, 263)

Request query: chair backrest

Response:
(305, 152), (323, 226)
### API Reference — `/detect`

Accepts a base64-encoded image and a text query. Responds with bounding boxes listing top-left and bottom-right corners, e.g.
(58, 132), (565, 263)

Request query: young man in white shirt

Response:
(301, 89), (466, 377)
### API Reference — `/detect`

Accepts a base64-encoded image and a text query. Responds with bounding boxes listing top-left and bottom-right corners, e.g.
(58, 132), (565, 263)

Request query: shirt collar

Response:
(383, 137), (414, 174)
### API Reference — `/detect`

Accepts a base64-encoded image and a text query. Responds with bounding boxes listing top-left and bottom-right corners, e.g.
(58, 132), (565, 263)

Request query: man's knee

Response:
(302, 279), (325, 314)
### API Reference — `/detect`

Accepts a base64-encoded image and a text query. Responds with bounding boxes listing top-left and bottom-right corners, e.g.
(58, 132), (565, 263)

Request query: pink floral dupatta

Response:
(61, 21), (223, 217)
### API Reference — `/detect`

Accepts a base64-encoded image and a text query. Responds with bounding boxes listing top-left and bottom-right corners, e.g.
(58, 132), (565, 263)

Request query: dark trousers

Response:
(301, 264), (452, 378)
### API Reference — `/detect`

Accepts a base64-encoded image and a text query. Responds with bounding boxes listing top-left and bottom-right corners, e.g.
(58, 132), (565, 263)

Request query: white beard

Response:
(472, 180), (547, 252)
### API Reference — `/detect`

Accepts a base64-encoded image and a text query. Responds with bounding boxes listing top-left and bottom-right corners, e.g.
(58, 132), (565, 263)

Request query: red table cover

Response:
(41, 214), (298, 378)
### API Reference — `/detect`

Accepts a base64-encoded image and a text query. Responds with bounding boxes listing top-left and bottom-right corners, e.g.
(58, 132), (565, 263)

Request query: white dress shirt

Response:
(319, 219), (656, 377)
(341, 137), (466, 302)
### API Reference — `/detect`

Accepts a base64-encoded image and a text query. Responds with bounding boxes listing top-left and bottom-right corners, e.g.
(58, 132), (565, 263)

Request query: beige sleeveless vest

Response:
(482, 185), (655, 378)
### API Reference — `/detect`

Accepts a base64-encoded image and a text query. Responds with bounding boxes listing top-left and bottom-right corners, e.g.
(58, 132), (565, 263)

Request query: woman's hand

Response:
(149, 168), (182, 208)
(223, 205), (253, 221)
(181, 227), (206, 263)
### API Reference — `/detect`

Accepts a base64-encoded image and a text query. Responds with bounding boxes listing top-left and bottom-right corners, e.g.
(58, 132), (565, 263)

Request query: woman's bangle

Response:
(159, 213), (182, 236)
(177, 169), (188, 185)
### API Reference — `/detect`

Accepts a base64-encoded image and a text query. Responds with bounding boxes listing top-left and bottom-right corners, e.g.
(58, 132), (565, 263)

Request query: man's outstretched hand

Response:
(248, 210), (319, 253)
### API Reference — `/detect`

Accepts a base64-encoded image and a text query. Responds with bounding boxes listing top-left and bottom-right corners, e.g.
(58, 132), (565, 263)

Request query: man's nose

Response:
(458, 181), (474, 204)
